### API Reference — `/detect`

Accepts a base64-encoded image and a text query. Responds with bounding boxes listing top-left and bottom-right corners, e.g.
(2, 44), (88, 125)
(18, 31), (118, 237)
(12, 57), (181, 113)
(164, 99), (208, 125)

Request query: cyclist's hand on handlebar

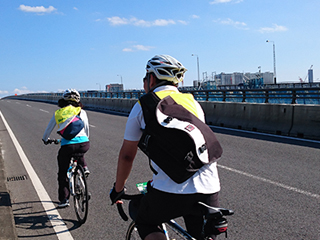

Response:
(110, 184), (126, 205)
(43, 138), (60, 145)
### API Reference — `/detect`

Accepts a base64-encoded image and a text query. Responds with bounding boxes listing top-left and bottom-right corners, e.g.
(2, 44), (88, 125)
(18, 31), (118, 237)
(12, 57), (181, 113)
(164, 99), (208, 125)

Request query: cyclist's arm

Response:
(115, 139), (139, 192)
(42, 115), (56, 141)
(80, 110), (89, 138)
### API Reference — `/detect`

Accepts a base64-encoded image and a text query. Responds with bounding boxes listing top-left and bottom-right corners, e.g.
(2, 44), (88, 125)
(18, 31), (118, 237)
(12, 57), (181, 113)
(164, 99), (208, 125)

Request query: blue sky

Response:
(1, 0), (320, 98)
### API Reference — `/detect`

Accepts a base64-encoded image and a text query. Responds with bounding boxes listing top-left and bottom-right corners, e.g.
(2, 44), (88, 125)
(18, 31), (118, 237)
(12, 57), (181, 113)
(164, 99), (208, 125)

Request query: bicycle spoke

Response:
(73, 165), (89, 224)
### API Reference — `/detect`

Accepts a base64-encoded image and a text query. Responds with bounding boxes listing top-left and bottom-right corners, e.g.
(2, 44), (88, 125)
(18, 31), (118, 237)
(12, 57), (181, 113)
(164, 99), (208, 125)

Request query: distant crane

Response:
(299, 65), (313, 83)
(299, 77), (304, 83)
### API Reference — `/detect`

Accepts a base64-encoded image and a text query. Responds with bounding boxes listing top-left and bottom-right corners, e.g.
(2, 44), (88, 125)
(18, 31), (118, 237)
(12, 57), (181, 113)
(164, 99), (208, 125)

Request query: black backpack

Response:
(138, 91), (223, 184)
(57, 115), (84, 140)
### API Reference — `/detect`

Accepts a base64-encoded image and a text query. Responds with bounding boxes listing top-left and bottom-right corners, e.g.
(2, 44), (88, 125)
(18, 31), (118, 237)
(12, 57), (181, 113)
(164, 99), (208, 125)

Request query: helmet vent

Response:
(157, 69), (170, 76)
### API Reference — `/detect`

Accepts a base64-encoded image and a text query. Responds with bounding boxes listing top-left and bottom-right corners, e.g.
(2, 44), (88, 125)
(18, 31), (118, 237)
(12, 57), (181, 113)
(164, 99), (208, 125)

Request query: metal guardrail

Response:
(185, 87), (320, 104)
(77, 87), (320, 104)
(9, 87), (320, 104)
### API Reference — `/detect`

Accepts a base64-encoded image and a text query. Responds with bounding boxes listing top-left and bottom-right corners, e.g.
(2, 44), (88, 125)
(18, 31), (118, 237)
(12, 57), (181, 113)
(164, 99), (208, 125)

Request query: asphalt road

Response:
(0, 99), (319, 240)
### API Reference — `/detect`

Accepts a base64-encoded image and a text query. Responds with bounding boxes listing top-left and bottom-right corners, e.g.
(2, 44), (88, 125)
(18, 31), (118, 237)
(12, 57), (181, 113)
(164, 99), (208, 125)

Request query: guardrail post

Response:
(242, 91), (246, 102)
(291, 90), (297, 104)
(265, 90), (269, 103)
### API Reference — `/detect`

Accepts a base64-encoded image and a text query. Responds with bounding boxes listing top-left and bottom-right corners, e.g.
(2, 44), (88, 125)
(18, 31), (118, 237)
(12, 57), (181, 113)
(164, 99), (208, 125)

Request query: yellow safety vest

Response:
(55, 105), (81, 131)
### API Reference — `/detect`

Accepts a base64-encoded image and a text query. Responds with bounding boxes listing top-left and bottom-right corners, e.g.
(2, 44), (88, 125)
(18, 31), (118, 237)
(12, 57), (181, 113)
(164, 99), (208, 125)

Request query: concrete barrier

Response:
(6, 95), (320, 140)
(200, 101), (295, 136)
(289, 104), (320, 140)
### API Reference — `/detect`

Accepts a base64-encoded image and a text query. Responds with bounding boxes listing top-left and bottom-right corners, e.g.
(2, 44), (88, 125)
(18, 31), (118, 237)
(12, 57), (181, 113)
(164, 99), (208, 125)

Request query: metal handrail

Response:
(7, 87), (320, 104)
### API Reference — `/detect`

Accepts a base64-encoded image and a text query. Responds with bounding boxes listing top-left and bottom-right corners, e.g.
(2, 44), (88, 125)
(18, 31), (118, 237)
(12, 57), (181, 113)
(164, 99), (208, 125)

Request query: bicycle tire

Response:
(125, 221), (193, 240)
(126, 221), (140, 240)
(73, 165), (89, 224)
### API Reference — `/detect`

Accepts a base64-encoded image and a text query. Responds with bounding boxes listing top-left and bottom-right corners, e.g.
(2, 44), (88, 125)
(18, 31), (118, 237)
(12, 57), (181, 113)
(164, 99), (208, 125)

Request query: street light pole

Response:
(191, 54), (200, 84)
(117, 74), (123, 85)
(96, 83), (101, 91)
(266, 40), (276, 84)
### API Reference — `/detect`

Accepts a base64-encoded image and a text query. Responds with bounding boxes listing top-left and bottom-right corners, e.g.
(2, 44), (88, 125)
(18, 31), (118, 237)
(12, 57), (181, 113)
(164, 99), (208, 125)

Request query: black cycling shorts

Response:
(135, 183), (219, 240)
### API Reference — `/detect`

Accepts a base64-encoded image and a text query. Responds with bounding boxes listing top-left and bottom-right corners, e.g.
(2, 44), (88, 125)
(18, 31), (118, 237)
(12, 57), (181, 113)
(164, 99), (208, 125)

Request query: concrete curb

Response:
(0, 147), (18, 240)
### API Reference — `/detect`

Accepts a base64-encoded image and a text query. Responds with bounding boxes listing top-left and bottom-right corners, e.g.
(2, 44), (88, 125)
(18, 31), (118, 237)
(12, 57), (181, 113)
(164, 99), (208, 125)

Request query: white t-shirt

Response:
(124, 85), (220, 194)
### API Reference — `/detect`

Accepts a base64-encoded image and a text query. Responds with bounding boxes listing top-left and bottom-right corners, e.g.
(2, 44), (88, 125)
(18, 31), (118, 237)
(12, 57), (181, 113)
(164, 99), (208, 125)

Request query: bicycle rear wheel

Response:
(126, 221), (192, 240)
(73, 165), (89, 224)
(163, 222), (194, 239)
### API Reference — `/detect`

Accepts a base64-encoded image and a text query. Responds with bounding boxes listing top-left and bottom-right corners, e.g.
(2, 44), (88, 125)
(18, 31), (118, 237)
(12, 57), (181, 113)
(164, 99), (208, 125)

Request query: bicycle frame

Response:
(67, 159), (77, 196)
(164, 220), (196, 240)
(117, 182), (233, 240)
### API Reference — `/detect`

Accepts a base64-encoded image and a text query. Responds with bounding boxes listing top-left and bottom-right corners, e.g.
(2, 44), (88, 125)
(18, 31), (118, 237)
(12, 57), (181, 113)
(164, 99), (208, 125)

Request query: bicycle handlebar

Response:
(46, 139), (60, 145)
(115, 193), (143, 221)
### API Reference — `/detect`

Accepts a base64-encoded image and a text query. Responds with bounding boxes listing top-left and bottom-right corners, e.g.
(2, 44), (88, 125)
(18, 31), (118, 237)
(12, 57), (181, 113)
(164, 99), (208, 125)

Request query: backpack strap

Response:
(139, 92), (161, 175)
(139, 92), (160, 123)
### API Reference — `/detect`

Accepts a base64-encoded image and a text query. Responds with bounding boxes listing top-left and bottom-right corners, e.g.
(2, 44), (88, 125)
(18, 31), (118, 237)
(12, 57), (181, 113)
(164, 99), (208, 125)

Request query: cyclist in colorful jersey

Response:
(42, 89), (90, 208)
(110, 55), (221, 240)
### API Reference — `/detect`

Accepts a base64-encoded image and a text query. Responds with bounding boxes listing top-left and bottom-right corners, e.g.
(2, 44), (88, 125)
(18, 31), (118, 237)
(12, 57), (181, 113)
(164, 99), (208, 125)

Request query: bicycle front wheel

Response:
(126, 221), (140, 240)
(73, 165), (89, 224)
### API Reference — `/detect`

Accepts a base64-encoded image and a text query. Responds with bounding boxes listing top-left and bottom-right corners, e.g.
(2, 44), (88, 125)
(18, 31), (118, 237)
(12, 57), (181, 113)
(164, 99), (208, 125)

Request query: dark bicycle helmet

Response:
(146, 55), (187, 84)
(63, 89), (80, 103)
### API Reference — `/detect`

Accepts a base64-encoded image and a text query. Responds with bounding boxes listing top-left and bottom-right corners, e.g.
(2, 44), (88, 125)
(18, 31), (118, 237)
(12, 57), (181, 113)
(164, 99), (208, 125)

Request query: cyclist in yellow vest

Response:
(110, 55), (222, 240)
(43, 89), (90, 208)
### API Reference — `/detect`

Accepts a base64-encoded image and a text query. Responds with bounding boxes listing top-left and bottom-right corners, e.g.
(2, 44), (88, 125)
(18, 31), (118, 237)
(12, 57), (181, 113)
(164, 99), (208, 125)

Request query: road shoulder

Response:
(0, 143), (18, 240)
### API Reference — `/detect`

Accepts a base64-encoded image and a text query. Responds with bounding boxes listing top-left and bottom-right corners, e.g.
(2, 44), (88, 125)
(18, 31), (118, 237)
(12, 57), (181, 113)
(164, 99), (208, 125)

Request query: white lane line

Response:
(89, 124), (95, 128)
(218, 164), (320, 199)
(0, 111), (74, 240)
(40, 109), (50, 113)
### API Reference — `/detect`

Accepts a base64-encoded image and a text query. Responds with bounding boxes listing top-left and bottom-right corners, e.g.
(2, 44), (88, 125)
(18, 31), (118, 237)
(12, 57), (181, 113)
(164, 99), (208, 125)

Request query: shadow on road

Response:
(12, 200), (82, 238)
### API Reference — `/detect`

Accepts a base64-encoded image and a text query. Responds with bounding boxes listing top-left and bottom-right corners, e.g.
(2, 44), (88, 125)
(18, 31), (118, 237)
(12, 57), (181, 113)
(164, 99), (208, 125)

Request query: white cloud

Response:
(192, 15), (200, 19)
(108, 16), (129, 25)
(73, 7), (78, 11)
(18, 5), (57, 14)
(123, 48), (134, 52)
(259, 24), (288, 33)
(0, 90), (9, 94)
(107, 16), (183, 27)
(178, 20), (188, 25)
(122, 45), (154, 52)
(153, 19), (175, 26)
(210, 0), (243, 4)
(134, 45), (153, 51)
(13, 87), (32, 95)
(215, 18), (248, 29)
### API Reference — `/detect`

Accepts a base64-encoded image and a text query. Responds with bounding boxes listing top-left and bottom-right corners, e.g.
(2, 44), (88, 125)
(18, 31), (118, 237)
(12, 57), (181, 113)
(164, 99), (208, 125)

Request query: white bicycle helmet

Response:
(146, 55), (187, 84)
(63, 89), (80, 102)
